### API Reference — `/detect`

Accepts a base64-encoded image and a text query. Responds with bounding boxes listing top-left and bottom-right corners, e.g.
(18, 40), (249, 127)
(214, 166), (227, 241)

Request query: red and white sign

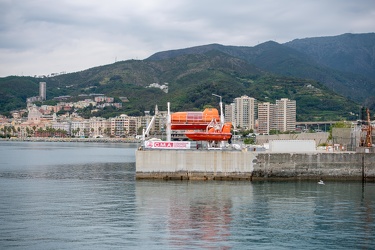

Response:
(145, 141), (190, 149)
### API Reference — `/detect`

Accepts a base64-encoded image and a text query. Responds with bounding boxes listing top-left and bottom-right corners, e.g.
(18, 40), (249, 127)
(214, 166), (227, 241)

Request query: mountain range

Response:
(1, 32), (374, 121)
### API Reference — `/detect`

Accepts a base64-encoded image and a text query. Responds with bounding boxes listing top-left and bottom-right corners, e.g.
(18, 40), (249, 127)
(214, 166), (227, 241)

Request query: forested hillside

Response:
(148, 33), (375, 104)
(0, 32), (375, 121)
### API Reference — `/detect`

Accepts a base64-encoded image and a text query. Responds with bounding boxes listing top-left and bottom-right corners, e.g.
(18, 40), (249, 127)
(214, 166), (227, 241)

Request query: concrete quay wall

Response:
(253, 152), (375, 181)
(136, 150), (375, 181)
(136, 150), (257, 180)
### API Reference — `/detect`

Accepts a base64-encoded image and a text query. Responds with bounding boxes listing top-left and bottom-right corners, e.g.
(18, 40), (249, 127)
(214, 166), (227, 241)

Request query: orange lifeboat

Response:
(171, 108), (220, 130)
(185, 122), (232, 141)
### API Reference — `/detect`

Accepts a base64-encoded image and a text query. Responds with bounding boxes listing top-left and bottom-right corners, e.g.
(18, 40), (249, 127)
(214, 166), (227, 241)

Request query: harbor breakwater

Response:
(136, 150), (375, 181)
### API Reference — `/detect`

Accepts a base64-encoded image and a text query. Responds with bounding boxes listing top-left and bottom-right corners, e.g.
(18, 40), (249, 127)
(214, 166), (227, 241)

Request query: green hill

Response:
(0, 76), (40, 112)
(148, 33), (375, 104)
(0, 50), (360, 121)
(285, 33), (375, 79)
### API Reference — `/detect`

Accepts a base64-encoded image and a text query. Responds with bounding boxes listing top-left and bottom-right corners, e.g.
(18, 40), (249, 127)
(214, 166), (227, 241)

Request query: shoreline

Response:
(0, 137), (140, 143)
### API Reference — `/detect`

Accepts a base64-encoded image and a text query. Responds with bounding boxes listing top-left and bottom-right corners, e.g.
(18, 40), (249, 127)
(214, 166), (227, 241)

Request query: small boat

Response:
(318, 180), (325, 185)
(171, 108), (220, 130)
(185, 122), (232, 142)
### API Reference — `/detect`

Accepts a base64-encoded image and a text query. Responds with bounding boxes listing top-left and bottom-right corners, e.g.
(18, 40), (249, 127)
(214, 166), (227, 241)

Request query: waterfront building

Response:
(52, 121), (72, 136)
(234, 95), (257, 130)
(71, 120), (90, 137)
(89, 117), (110, 137)
(137, 115), (152, 135)
(110, 114), (137, 137)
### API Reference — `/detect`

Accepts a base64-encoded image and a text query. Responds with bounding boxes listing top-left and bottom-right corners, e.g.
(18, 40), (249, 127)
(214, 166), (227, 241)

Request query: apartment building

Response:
(275, 98), (296, 132)
(234, 95), (257, 130)
(52, 121), (71, 135)
(258, 102), (275, 134)
(224, 103), (235, 126)
(89, 117), (111, 137)
(258, 98), (296, 134)
(71, 120), (90, 137)
(110, 114), (137, 137)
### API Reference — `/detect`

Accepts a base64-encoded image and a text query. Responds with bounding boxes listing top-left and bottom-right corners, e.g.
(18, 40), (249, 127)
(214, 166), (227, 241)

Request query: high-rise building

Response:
(257, 98), (296, 134)
(234, 95), (256, 130)
(39, 82), (46, 101)
(224, 103), (235, 126)
(257, 102), (275, 134)
(275, 98), (296, 132)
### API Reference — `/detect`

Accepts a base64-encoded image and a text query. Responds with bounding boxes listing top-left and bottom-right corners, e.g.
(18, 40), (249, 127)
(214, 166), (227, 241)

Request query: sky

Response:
(0, 0), (374, 77)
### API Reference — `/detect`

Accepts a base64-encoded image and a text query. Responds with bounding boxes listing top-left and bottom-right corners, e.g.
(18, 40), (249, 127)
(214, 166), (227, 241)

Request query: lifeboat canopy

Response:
(171, 108), (219, 130)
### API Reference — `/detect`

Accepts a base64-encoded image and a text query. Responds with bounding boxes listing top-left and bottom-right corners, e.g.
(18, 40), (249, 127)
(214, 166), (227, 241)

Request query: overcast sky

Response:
(1, 0), (374, 77)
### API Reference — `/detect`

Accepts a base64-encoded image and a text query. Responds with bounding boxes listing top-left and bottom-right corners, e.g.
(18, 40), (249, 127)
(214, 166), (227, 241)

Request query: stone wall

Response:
(136, 149), (257, 180)
(253, 152), (375, 180)
(136, 149), (375, 181)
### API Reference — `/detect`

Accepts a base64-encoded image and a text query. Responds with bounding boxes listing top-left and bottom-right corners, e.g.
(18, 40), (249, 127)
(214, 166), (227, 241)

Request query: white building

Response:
(94, 96), (114, 103)
(224, 103), (236, 126)
(275, 98), (296, 132)
(89, 117), (110, 137)
(71, 120), (90, 137)
(52, 121), (71, 135)
(258, 102), (275, 134)
(234, 95), (257, 130)
(110, 114), (137, 137)
(258, 98), (296, 133)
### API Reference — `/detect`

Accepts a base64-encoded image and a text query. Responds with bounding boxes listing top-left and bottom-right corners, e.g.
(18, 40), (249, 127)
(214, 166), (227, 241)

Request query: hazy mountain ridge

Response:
(284, 33), (375, 79)
(148, 33), (375, 103)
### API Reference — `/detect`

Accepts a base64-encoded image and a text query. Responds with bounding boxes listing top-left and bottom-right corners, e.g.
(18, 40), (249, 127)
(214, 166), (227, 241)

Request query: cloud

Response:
(0, 0), (374, 76)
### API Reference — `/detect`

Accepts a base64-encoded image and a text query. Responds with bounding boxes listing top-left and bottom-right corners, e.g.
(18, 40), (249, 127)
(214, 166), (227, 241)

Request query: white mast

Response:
(166, 102), (171, 141)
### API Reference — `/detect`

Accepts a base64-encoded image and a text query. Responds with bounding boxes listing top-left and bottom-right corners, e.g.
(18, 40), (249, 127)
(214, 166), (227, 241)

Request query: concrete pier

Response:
(136, 149), (257, 180)
(136, 149), (375, 181)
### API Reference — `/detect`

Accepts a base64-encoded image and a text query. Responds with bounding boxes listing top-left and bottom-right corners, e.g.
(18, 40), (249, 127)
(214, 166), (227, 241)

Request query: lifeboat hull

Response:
(185, 132), (232, 141)
(171, 124), (210, 130)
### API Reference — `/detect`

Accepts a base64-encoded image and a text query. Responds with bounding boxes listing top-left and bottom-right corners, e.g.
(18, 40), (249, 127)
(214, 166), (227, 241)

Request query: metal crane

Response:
(360, 108), (374, 147)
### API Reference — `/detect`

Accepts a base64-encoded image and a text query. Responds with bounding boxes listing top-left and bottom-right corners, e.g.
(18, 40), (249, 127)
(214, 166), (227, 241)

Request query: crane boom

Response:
(142, 116), (156, 140)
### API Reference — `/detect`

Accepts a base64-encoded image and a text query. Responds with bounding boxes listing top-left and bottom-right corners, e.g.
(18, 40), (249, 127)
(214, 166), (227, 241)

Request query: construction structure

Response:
(358, 108), (375, 153)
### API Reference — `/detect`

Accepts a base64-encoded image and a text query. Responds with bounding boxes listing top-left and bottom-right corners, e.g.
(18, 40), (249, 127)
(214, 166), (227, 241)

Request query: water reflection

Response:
(135, 181), (375, 249)
(135, 181), (252, 248)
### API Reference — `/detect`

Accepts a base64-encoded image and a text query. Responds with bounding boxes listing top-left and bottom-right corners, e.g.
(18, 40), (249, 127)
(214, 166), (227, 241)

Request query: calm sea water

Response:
(0, 141), (374, 249)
